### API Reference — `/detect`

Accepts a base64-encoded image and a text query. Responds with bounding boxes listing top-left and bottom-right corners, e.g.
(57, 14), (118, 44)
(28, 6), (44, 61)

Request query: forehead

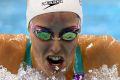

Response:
(30, 12), (80, 31)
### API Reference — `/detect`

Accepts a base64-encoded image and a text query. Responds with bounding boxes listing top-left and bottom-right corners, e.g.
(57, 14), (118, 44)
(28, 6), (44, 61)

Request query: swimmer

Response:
(26, 0), (83, 79)
(0, 0), (120, 80)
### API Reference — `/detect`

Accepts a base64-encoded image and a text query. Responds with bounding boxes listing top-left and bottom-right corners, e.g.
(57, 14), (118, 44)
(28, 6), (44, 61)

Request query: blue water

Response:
(82, 0), (120, 41)
(0, 0), (120, 40)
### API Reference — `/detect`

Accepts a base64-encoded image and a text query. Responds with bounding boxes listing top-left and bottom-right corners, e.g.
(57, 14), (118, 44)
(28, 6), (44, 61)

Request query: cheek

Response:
(66, 46), (75, 67)
(62, 40), (76, 65)
(62, 40), (77, 54)
(30, 31), (50, 56)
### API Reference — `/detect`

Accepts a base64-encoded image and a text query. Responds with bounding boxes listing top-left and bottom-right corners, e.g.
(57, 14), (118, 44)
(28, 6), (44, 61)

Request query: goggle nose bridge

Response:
(52, 37), (61, 41)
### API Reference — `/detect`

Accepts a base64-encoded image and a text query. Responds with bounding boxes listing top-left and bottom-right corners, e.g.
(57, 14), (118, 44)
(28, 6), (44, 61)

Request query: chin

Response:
(40, 63), (66, 79)
(41, 55), (69, 77)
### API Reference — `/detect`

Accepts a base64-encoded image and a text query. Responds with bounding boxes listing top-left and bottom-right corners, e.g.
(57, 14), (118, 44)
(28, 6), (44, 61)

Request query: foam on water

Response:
(84, 64), (120, 80)
(0, 64), (65, 80)
(0, 64), (120, 80)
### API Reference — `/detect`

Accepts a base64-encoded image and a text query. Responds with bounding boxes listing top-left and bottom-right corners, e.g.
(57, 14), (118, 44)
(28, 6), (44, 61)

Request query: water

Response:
(0, 64), (119, 80)
(0, 64), (65, 80)
(0, 0), (120, 41)
(84, 65), (120, 80)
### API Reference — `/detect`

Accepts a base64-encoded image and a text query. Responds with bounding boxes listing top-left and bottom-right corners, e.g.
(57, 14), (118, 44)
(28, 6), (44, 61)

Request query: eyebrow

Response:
(35, 26), (51, 30)
(33, 25), (80, 33)
(60, 26), (80, 33)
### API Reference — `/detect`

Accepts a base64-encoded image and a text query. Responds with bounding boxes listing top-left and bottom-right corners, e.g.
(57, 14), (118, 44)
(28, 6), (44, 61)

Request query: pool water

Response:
(0, 64), (119, 80)
(0, 0), (120, 41)
(85, 65), (120, 80)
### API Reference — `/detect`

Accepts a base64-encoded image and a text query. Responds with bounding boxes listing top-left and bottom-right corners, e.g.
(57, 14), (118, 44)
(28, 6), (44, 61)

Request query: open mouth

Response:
(46, 55), (64, 71)
(47, 55), (64, 65)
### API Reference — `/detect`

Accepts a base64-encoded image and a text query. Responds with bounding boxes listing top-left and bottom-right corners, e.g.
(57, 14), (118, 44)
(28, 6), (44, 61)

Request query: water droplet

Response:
(55, 66), (59, 71)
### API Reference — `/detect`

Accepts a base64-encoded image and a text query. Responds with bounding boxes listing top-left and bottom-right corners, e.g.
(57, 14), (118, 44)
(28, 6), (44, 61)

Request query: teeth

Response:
(47, 56), (64, 65)
(49, 56), (61, 61)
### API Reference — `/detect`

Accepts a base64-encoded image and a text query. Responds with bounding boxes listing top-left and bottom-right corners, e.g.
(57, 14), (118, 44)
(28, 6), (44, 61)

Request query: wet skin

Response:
(29, 12), (81, 77)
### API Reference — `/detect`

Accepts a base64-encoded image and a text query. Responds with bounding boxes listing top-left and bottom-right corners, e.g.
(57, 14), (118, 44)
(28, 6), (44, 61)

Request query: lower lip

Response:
(47, 62), (64, 71)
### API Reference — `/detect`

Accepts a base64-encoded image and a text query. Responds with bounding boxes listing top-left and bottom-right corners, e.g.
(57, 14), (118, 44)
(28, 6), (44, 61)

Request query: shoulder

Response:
(0, 34), (29, 74)
(77, 34), (119, 51)
(77, 35), (120, 73)
(0, 34), (28, 54)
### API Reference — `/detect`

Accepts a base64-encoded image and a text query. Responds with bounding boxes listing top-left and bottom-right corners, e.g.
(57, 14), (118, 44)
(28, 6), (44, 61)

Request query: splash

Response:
(84, 64), (120, 80)
(0, 64), (120, 80)
(0, 64), (65, 80)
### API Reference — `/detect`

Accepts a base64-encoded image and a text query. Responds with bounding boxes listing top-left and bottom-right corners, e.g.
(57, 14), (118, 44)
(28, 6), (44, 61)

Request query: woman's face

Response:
(29, 12), (81, 76)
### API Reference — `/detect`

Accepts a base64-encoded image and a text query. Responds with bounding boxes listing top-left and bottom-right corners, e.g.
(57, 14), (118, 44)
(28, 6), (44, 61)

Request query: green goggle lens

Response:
(62, 32), (77, 41)
(35, 31), (77, 41)
(36, 32), (51, 41)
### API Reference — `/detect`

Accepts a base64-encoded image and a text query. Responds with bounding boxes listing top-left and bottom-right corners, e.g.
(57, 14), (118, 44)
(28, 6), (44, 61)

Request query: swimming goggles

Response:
(32, 25), (80, 41)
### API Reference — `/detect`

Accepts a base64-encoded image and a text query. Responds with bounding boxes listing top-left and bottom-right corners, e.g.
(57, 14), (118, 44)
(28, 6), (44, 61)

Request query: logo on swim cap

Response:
(79, 0), (82, 6)
(42, 0), (63, 9)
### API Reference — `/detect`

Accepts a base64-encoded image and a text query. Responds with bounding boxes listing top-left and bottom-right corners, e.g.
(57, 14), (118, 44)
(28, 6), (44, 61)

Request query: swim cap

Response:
(26, 0), (83, 29)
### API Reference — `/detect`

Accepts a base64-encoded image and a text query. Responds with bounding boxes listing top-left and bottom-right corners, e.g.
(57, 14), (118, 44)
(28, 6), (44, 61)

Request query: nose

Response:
(51, 37), (61, 54)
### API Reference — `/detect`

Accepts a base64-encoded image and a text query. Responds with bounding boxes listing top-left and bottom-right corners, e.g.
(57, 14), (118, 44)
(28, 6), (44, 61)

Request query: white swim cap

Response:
(26, 0), (83, 28)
